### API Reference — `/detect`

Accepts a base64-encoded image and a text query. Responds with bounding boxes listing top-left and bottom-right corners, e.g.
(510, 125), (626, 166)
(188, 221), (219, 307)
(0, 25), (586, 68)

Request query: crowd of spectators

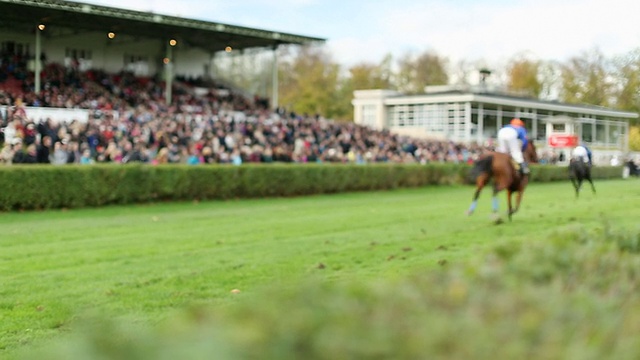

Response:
(0, 59), (494, 166)
(0, 48), (29, 84)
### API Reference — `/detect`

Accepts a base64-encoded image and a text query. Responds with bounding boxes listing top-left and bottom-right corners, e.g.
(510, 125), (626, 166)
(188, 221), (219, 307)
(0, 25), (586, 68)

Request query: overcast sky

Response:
(76, 0), (640, 67)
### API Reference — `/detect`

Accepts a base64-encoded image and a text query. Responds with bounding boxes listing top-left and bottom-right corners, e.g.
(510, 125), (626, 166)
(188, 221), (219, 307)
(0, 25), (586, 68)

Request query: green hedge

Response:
(0, 163), (625, 211)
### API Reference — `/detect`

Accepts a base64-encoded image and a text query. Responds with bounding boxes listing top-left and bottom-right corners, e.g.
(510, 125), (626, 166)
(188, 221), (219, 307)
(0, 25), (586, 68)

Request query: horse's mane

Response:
(525, 142), (538, 163)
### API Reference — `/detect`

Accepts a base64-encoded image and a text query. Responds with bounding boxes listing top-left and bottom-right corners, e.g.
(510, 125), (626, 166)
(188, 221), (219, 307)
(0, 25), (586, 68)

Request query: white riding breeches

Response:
(496, 127), (524, 163)
(572, 146), (589, 162)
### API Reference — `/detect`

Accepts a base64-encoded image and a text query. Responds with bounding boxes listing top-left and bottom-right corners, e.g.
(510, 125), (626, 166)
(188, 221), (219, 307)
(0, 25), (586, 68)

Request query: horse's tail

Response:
(470, 155), (493, 181)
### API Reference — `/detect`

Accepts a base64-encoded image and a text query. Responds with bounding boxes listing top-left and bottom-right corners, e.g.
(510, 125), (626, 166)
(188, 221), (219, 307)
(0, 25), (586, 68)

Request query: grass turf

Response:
(1, 178), (639, 355)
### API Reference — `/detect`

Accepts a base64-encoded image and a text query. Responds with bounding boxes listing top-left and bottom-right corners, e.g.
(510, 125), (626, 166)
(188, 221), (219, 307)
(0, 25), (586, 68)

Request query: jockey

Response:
(496, 118), (530, 175)
(572, 142), (592, 166)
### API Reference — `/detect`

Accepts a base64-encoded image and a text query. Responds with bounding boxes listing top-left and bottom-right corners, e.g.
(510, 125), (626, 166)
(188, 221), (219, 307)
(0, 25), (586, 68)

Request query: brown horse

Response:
(466, 141), (538, 221)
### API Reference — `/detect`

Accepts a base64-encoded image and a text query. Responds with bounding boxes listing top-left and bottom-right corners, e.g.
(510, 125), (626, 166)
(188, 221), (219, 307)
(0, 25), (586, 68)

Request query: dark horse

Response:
(467, 142), (538, 221)
(568, 158), (595, 198)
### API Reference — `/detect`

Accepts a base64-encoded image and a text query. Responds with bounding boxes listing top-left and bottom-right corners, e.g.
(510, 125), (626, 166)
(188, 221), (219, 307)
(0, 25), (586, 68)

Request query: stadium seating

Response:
(1, 60), (496, 166)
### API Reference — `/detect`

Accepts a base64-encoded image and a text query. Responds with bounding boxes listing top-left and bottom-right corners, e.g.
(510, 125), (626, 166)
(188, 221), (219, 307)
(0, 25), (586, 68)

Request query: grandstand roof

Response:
(0, 0), (325, 52)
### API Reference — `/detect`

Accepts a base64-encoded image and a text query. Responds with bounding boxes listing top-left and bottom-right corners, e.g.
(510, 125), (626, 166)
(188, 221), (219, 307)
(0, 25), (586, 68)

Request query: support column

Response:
(35, 24), (44, 94)
(464, 101), (472, 144)
(165, 39), (177, 105)
(532, 110), (537, 140)
(271, 45), (279, 111)
(477, 103), (484, 144)
(453, 104), (460, 141)
(623, 122), (629, 152)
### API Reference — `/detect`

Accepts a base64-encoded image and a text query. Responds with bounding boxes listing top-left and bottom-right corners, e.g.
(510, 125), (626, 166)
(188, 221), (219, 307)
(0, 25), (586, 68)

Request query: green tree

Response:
(334, 54), (395, 121)
(395, 50), (449, 94)
(612, 48), (640, 123)
(560, 48), (614, 106)
(629, 126), (640, 151)
(506, 56), (543, 98)
(278, 45), (345, 119)
(347, 58), (393, 91)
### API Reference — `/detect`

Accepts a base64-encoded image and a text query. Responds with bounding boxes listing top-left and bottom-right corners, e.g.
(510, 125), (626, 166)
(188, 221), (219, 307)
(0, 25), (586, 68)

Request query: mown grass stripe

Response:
(1, 179), (639, 356)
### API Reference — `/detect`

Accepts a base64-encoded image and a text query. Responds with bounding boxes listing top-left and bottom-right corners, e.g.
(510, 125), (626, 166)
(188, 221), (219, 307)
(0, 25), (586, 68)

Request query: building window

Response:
(64, 47), (93, 71)
(552, 123), (565, 132)
(414, 105), (426, 127)
(581, 123), (593, 143)
(536, 122), (546, 141)
(608, 123), (622, 145)
(124, 54), (150, 76)
(65, 48), (92, 60)
(406, 106), (415, 127)
(362, 105), (376, 128)
(1, 41), (30, 57)
(390, 105), (411, 127)
(596, 123), (606, 143)
(446, 103), (465, 140)
(399, 107), (406, 127)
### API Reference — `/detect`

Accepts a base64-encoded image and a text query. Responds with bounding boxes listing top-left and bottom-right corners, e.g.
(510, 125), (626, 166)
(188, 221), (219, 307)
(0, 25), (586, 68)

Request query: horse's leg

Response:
(507, 190), (514, 221)
(587, 175), (596, 194)
(569, 175), (580, 198)
(510, 188), (526, 220)
(492, 184), (500, 214)
(466, 186), (483, 216)
(467, 175), (487, 216)
(577, 178), (583, 198)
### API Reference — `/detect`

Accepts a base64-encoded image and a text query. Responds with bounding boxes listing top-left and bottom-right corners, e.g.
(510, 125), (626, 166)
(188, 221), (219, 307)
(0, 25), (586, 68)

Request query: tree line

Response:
(212, 46), (640, 149)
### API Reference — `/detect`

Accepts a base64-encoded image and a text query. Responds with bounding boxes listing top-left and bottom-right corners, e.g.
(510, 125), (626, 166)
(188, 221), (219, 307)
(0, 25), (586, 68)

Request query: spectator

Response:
(80, 149), (94, 164)
(50, 141), (68, 165)
(10, 138), (25, 163)
(21, 144), (38, 164)
(0, 143), (14, 164)
(610, 155), (620, 166)
(36, 135), (52, 163)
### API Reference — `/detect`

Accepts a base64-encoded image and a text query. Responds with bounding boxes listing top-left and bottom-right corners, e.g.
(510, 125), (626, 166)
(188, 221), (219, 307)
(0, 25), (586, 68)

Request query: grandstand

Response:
(0, 0), (324, 105)
(0, 1), (494, 167)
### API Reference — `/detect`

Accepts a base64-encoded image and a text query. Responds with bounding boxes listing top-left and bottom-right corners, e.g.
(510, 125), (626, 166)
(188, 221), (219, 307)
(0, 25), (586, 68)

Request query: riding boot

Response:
(520, 162), (530, 176)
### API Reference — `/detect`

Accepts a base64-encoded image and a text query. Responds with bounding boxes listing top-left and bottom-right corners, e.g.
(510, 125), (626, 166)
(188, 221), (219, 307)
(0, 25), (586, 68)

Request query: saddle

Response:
(509, 157), (528, 178)
(575, 156), (590, 165)
(510, 158), (520, 172)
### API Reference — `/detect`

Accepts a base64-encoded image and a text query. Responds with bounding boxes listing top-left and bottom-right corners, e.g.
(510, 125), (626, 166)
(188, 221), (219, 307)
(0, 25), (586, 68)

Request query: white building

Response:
(352, 85), (638, 165)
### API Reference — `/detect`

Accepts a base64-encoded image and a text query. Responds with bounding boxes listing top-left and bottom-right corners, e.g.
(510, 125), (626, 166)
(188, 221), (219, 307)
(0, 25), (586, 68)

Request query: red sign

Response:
(548, 134), (578, 148)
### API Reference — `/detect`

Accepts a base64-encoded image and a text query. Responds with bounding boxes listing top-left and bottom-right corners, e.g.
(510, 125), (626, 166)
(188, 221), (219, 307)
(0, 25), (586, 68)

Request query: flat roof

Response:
(0, 0), (325, 52)
(375, 89), (639, 119)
